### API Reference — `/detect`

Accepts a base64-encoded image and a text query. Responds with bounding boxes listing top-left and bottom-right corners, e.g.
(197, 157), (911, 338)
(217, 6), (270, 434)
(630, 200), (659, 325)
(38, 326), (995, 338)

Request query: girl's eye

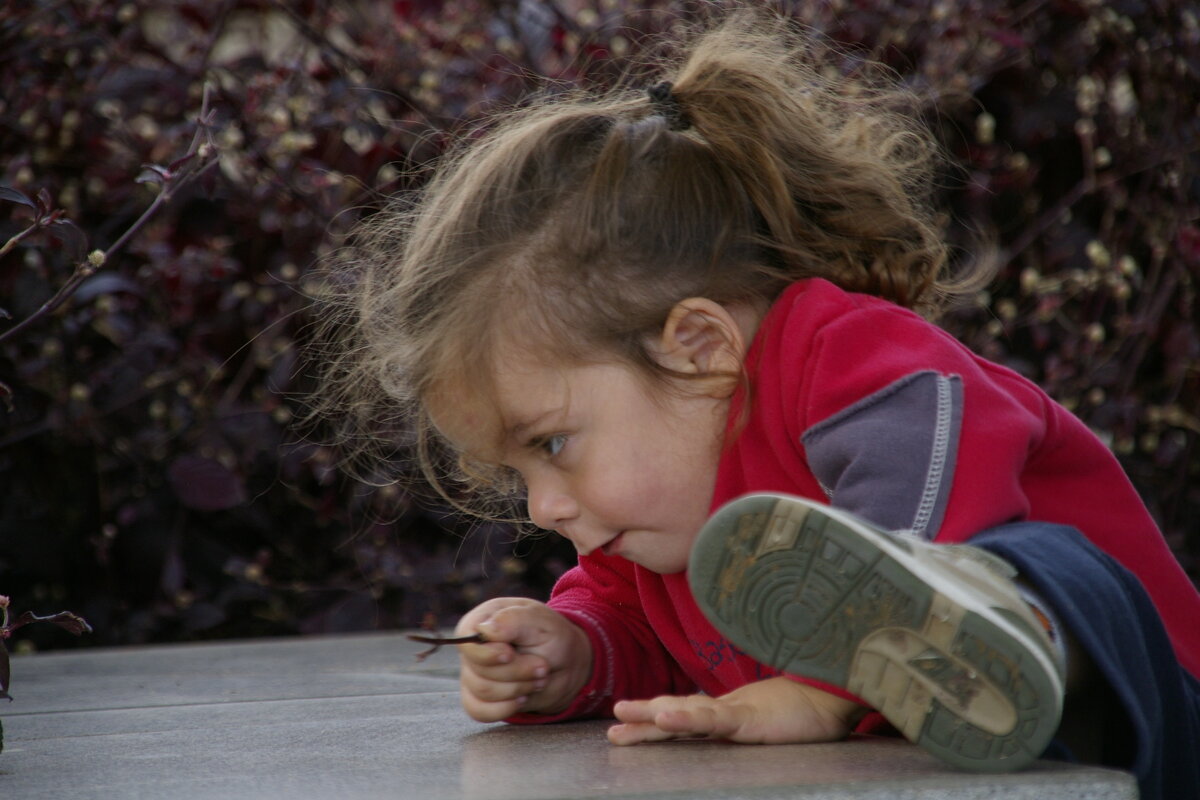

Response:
(537, 434), (567, 458)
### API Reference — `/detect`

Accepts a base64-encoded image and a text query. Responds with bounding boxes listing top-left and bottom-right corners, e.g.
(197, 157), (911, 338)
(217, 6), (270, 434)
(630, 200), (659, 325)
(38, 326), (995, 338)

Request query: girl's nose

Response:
(526, 479), (579, 533)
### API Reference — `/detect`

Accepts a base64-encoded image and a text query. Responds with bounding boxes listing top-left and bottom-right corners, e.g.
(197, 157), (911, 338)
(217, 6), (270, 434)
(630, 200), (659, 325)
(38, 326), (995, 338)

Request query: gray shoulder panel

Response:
(801, 371), (962, 539)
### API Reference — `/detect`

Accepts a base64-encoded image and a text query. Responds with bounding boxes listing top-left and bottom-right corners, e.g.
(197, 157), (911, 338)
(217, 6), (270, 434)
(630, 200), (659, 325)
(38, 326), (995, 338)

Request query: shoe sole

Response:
(688, 494), (1062, 772)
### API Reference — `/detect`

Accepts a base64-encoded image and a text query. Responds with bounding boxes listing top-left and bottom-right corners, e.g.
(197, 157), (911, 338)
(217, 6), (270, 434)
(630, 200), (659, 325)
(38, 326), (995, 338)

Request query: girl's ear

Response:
(654, 298), (748, 397)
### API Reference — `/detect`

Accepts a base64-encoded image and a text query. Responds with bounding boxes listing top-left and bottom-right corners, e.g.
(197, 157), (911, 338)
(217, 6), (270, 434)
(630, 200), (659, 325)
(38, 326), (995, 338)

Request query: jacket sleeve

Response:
(507, 551), (695, 723)
(794, 300), (1046, 543)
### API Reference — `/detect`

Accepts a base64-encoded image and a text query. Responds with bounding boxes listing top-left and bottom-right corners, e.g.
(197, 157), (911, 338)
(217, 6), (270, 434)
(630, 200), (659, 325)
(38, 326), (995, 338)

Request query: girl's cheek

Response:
(599, 471), (657, 511)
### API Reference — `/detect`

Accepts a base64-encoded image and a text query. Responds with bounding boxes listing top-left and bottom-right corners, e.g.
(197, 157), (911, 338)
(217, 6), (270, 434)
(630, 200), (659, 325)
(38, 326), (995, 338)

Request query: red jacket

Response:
(521, 279), (1200, 721)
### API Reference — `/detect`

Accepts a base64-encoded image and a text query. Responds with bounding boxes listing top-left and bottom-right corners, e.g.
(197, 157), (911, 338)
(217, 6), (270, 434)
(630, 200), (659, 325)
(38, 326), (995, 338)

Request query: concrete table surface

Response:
(0, 632), (1137, 799)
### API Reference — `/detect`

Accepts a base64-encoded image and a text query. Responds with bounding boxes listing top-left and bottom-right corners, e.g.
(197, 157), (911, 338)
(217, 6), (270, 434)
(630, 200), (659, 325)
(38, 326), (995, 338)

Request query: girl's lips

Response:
(602, 532), (625, 556)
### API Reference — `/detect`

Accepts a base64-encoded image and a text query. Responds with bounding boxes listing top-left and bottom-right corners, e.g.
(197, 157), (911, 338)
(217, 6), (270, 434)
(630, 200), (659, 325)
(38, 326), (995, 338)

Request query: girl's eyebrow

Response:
(507, 410), (556, 442)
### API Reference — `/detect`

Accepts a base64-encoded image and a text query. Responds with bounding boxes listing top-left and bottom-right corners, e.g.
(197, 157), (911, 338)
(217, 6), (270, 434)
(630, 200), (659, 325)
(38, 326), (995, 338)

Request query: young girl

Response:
(316, 12), (1200, 799)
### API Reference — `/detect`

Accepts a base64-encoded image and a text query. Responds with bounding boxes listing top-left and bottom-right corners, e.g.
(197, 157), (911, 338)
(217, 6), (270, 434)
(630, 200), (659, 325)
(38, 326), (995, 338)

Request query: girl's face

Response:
(451, 355), (731, 574)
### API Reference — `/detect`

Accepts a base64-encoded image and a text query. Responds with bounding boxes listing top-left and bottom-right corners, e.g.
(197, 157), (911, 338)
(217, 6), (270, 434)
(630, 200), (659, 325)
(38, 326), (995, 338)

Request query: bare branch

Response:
(0, 86), (220, 348)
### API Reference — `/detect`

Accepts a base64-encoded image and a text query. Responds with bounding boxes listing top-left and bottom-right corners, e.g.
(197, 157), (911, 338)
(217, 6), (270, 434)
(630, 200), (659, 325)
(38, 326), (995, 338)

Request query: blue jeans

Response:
(970, 523), (1200, 800)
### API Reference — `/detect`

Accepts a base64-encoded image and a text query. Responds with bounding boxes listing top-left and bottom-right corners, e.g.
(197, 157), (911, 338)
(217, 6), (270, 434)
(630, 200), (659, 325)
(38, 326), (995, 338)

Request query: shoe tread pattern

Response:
(689, 496), (1060, 773)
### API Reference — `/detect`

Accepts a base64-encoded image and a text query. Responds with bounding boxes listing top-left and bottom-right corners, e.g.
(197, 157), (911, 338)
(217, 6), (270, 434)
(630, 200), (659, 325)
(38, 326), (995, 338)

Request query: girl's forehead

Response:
(426, 379), (505, 459)
(427, 352), (572, 458)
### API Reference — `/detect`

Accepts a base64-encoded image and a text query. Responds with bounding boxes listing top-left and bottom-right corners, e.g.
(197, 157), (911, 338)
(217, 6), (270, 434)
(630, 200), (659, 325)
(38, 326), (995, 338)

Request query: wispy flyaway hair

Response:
(308, 9), (990, 520)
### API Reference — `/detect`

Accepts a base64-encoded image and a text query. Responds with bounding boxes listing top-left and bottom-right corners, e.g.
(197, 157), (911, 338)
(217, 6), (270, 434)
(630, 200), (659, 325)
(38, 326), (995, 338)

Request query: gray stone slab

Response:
(0, 633), (1138, 800)
(3, 632), (457, 713)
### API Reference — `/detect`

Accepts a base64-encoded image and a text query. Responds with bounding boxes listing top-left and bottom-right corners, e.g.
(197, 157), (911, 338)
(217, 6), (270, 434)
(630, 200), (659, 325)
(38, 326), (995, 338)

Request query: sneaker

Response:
(688, 493), (1065, 772)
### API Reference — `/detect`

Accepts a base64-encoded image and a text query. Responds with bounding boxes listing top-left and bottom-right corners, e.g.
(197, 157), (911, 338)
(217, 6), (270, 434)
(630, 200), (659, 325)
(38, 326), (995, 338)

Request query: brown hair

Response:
(310, 10), (991, 520)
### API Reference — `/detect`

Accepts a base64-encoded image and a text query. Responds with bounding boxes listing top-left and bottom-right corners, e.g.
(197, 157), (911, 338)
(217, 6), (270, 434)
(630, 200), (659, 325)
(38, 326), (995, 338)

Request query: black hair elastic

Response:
(647, 81), (690, 131)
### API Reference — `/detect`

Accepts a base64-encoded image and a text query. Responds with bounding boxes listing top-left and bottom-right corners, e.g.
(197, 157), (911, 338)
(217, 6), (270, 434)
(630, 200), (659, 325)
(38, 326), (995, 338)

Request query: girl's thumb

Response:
(477, 609), (545, 649)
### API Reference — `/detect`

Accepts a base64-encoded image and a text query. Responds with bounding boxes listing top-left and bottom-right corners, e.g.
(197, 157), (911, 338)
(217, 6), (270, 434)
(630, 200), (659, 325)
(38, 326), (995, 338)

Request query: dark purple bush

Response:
(0, 0), (1195, 650)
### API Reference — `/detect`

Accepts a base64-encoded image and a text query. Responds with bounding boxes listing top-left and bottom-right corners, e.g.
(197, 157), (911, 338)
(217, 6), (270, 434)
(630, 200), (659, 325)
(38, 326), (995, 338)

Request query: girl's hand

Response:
(455, 597), (593, 722)
(607, 676), (867, 745)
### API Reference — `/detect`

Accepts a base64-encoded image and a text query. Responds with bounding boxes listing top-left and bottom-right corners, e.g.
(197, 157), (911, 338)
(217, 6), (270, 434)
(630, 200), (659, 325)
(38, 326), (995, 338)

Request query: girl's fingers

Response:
(461, 650), (548, 683)
(456, 599), (553, 650)
(607, 721), (682, 745)
(611, 698), (658, 724)
(453, 598), (591, 721)
(460, 672), (537, 704)
(459, 639), (521, 667)
(460, 686), (525, 723)
(460, 662), (547, 703)
(609, 697), (746, 744)
(656, 706), (736, 736)
(614, 697), (712, 725)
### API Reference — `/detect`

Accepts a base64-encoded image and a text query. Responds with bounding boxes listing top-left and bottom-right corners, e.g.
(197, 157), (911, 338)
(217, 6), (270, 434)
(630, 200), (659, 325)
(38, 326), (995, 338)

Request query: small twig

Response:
(277, 3), (440, 126)
(1000, 176), (1092, 268)
(0, 84), (220, 348)
(999, 144), (1200, 269)
(0, 596), (93, 701)
(4, 610), (94, 637)
(0, 211), (62, 261)
(406, 632), (486, 661)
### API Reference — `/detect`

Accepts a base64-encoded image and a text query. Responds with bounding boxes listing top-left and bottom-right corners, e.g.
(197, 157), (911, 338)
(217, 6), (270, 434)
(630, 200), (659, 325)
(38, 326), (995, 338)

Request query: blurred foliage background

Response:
(1, 0), (1196, 651)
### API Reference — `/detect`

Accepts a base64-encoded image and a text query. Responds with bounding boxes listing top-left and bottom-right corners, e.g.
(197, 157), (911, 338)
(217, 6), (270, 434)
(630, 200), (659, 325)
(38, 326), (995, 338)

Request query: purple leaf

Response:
(168, 454), (248, 511)
(985, 28), (1027, 49)
(35, 187), (53, 215)
(161, 541), (185, 596)
(136, 164), (171, 185)
(47, 219), (89, 262)
(1178, 225), (1200, 267)
(0, 185), (35, 208)
(74, 273), (144, 303)
(9, 610), (93, 636)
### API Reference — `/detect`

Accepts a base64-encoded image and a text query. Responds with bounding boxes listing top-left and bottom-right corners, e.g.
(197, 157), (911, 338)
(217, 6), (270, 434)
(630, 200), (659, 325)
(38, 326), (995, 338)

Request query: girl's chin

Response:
(629, 552), (691, 575)
(601, 531), (626, 557)
(603, 531), (691, 574)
